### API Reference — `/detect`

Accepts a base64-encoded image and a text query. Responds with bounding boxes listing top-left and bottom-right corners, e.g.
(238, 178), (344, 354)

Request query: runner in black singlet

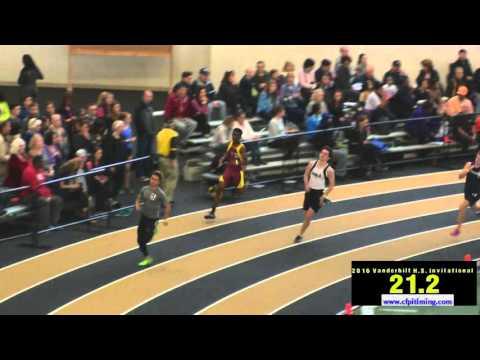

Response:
(451, 149), (480, 237)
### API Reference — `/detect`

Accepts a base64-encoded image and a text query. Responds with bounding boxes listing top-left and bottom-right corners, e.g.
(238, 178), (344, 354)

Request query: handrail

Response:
(0, 155), (151, 196)
(242, 111), (480, 145)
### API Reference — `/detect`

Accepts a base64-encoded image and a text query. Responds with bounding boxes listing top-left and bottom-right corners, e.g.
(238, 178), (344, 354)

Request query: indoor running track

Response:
(1, 169), (480, 315)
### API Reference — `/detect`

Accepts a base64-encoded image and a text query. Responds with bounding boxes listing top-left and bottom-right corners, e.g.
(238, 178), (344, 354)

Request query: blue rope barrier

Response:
(241, 111), (480, 145)
(0, 156), (151, 196)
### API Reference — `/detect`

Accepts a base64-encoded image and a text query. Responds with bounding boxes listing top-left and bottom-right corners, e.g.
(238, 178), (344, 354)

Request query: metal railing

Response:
(241, 111), (479, 145)
(0, 156), (151, 246)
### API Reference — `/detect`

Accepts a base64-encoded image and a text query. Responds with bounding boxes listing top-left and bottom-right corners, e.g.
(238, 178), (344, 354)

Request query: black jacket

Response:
(473, 68), (480, 93)
(315, 67), (332, 83)
(18, 66), (43, 87)
(357, 74), (381, 92)
(448, 59), (473, 81)
(102, 133), (128, 165)
(134, 101), (155, 137)
(383, 70), (408, 86)
(388, 86), (415, 119)
(416, 69), (440, 87)
(445, 78), (472, 98)
(252, 72), (271, 92)
(217, 82), (241, 114)
(191, 79), (216, 101)
(71, 134), (95, 159)
(334, 65), (351, 91)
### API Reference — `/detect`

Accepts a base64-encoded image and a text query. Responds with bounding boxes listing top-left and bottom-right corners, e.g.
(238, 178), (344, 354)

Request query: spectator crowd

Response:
(1, 48), (480, 228)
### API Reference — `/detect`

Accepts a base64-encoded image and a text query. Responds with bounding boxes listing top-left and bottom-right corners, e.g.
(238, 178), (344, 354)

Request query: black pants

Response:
(137, 214), (158, 257)
(245, 141), (262, 163)
(32, 196), (63, 229)
(193, 113), (211, 135)
(136, 135), (154, 178)
(269, 137), (299, 159)
(352, 144), (382, 173)
(111, 165), (125, 199)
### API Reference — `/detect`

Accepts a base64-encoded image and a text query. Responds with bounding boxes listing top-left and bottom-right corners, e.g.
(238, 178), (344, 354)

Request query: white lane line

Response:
(50, 195), (461, 315)
(3, 179), (460, 305)
(1, 169), (460, 273)
(196, 219), (478, 315)
(274, 241), (480, 316)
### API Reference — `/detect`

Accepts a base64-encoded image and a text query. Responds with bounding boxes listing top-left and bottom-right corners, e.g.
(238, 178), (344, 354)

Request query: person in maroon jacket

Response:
(3, 137), (28, 188)
(20, 155), (63, 229)
(164, 84), (197, 146)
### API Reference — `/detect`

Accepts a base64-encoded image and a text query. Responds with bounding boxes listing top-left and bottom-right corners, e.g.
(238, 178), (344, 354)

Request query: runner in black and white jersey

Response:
(294, 146), (335, 243)
(451, 149), (480, 237)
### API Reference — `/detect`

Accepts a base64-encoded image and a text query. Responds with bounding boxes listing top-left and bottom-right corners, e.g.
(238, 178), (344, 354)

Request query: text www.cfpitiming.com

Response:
(381, 294), (454, 306)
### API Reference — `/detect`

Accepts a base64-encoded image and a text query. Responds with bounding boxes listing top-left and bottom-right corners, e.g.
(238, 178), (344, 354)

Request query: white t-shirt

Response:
(365, 91), (382, 111)
(233, 120), (256, 140)
(268, 117), (286, 137)
(211, 124), (231, 147)
(382, 84), (398, 100)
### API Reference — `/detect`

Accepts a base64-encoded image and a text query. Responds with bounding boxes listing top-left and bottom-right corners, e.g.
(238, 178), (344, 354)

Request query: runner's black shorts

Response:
(465, 192), (480, 207)
(303, 189), (324, 213)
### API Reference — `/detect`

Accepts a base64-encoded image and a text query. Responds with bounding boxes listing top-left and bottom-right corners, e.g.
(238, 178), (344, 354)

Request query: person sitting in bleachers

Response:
(416, 59), (441, 89)
(346, 113), (385, 179)
(22, 118), (42, 149)
(328, 90), (347, 127)
(191, 68), (216, 101)
(164, 84), (198, 146)
(0, 120), (12, 185)
(306, 89), (328, 123)
(19, 96), (33, 129)
(28, 133), (46, 161)
(191, 88), (211, 135)
(306, 103), (334, 149)
(209, 116), (235, 171)
(383, 60), (408, 86)
(256, 80), (279, 120)
(173, 71), (194, 98)
(9, 104), (22, 137)
(232, 110), (265, 166)
(446, 85), (475, 151)
(316, 74), (335, 104)
(87, 146), (113, 212)
(268, 105), (299, 160)
(382, 76), (398, 101)
(57, 150), (90, 219)
(357, 66), (381, 94)
(315, 59), (333, 86)
(279, 72), (305, 129)
(445, 66), (472, 99)
(43, 131), (64, 175)
(306, 102), (349, 180)
(388, 77), (415, 120)
(3, 137), (28, 188)
(413, 79), (431, 103)
(405, 99), (440, 144)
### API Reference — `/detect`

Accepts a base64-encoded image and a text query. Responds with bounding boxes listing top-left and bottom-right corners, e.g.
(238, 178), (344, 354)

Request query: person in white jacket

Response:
(232, 110), (265, 166)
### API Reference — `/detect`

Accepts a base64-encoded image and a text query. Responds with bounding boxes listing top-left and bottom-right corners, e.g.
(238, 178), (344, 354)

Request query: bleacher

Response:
(150, 109), (478, 187)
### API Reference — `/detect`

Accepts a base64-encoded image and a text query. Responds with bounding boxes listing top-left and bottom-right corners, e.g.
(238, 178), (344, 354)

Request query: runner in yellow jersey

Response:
(204, 128), (246, 220)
